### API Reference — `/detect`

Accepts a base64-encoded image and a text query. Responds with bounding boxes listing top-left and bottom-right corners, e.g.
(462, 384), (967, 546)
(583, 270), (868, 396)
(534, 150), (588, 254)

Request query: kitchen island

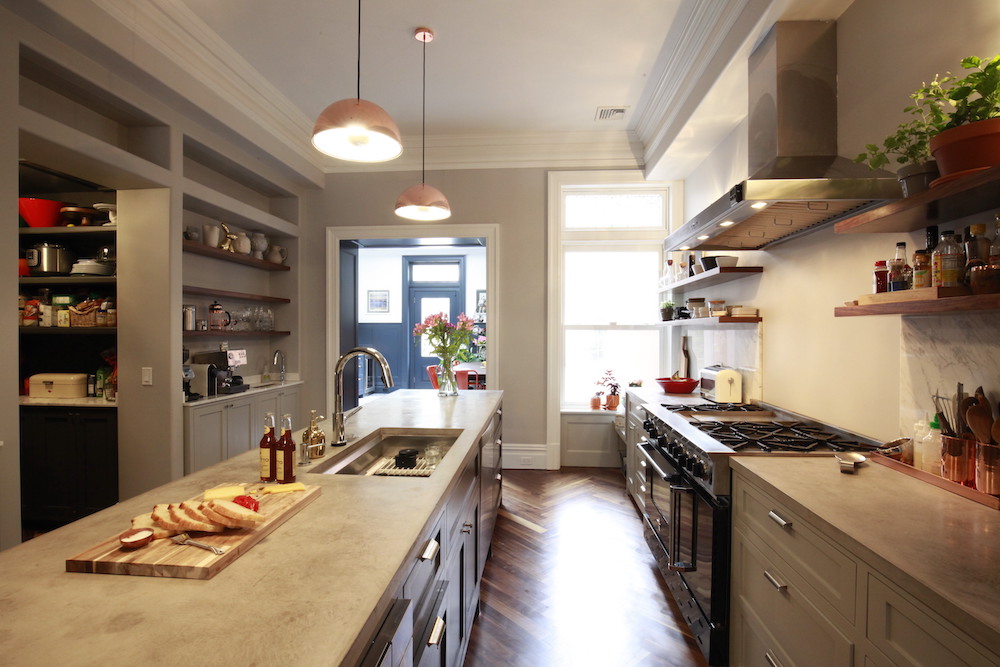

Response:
(0, 389), (502, 667)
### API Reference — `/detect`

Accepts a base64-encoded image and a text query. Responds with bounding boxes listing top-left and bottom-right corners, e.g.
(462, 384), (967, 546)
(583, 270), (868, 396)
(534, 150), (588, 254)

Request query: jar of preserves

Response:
(873, 260), (888, 293)
(912, 249), (931, 288)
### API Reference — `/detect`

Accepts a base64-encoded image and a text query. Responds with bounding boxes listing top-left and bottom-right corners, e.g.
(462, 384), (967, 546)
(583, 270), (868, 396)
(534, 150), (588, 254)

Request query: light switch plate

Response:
(141, 367), (153, 385)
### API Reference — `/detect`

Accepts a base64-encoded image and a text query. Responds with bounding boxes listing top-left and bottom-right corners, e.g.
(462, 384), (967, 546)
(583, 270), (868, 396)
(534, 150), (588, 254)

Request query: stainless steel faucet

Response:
(272, 349), (286, 384)
(333, 346), (393, 446)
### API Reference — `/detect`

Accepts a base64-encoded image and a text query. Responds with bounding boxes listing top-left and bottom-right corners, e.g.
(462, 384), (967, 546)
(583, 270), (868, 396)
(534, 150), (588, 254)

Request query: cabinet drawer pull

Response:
(639, 484), (647, 494)
(462, 522), (473, 534)
(763, 569), (787, 592)
(427, 616), (446, 646)
(420, 538), (440, 561)
(767, 509), (792, 528)
(495, 473), (502, 481)
(764, 650), (783, 667)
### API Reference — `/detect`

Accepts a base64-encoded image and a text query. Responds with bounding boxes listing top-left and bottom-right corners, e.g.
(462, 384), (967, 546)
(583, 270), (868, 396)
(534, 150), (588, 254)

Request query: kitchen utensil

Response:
(974, 387), (992, 420)
(92, 203), (117, 225)
(171, 533), (227, 555)
(975, 442), (1000, 495)
(681, 335), (690, 377)
(656, 377), (699, 394)
(959, 396), (977, 433)
(941, 435), (975, 484)
(936, 411), (955, 437)
(992, 417), (1000, 445)
(18, 198), (64, 227)
(966, 402), (993, 445)
(25, 242), (75, 275)
(835, 451), (866, 474)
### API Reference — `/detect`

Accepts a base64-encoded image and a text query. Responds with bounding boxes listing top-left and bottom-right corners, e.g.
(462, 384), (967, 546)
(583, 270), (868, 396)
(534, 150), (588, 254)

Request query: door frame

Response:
(326, 224), (499, 418)
(404, 255), (467, 388)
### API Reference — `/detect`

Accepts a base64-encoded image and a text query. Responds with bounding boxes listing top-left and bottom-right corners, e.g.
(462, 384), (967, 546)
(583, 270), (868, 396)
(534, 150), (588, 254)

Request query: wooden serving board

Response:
(855, 286), (969, 306)
(66, 484), (320, 580)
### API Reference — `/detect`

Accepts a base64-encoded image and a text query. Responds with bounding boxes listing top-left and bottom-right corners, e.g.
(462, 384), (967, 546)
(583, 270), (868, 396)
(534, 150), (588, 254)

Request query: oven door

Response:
(638, 439), (730, 665)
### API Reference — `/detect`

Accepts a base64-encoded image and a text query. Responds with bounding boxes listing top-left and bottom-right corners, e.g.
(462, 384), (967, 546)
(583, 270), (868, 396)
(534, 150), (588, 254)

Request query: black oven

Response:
(638, 437), (730, 666)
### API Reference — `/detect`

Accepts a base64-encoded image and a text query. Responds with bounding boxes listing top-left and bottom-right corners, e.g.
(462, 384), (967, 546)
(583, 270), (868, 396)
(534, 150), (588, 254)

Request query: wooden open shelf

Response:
(182, 285), (290, 304)
(19, 327), (117, 335)
(658, 316), (762, 327)
(181, 330), (290, 338)
(834, 164), (1000, 235)
(658, 266), (763, 295)
(835, 293), (1000, 317)
(182, 240), (289, 271)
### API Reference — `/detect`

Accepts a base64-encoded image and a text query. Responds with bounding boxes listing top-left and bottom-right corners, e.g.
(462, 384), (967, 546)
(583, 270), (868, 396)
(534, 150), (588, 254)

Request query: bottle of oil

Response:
(259, 412), (276, 482)
(275, 413), (296, 484)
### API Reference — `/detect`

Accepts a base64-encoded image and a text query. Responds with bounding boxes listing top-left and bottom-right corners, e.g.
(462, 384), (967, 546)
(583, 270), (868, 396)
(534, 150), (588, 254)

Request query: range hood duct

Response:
(664, 21), (902, 252)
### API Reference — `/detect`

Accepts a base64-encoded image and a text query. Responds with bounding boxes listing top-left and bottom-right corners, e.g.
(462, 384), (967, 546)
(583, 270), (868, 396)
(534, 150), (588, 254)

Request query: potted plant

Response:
(660, 301), (675, 321)
(927, 55), (1000, 178)
(854, 76), (950, 196)
(598, 370), (621, 410)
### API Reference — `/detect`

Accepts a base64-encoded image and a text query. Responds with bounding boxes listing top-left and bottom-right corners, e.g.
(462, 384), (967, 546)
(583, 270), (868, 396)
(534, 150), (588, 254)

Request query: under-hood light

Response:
(750, 202), (768, 209)
(719, 220), (735, 227)
(697, 235), (710, 240)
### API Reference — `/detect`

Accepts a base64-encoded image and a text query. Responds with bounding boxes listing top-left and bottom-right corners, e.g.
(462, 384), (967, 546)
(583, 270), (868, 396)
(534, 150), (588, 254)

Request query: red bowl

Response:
(656, 377), (699, 394)
(18, 198), (65, 227)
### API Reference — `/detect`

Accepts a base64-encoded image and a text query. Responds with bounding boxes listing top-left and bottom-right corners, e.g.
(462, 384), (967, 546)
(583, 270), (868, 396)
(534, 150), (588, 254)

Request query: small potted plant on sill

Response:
(927, 54), (1000, 179)
(598, 370), (621, 410)
(660, 301), (675, 321)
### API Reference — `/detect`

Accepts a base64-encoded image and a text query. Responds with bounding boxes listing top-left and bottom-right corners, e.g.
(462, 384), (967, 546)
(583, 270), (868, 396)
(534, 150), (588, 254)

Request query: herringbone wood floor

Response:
(465, 468), (709, 667)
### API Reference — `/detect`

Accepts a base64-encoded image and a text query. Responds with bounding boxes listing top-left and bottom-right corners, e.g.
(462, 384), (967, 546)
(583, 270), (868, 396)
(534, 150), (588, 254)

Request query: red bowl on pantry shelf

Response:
(18, 198), (65, 227)
(656, 377), (699, 394)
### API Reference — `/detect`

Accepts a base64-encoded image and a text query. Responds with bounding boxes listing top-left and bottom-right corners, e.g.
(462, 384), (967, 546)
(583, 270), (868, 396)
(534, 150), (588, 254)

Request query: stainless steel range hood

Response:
(664, 21), (901, 252)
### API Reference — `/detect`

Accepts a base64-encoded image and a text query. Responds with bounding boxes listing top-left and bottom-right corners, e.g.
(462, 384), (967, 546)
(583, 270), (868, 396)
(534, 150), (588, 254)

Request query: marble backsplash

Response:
(666, 324), (761, 401)
(900, 312), (1000, 434)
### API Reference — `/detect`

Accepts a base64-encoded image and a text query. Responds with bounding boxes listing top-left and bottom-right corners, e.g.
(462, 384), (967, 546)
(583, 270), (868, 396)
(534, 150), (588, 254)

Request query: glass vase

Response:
(437, 359), (459, 396)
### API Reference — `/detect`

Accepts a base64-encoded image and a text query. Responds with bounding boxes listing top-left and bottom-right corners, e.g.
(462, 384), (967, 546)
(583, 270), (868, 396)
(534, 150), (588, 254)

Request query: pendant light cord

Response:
(356, 0), (362, 99)
(421, 36), (427, 184)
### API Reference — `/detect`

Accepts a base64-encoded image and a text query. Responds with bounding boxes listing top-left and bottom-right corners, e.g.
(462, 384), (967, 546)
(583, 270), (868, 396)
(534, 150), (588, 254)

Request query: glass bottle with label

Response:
(990, 213), (1000, 263)
(275, 413), (296, 484)
(964, 224), (991, 281)
(888, 242), (912, 291)
(259, 412), (276, 482)
(873, 260), (888, 293)
(912, 249), (931, 288)
(931, 231), (964, 287)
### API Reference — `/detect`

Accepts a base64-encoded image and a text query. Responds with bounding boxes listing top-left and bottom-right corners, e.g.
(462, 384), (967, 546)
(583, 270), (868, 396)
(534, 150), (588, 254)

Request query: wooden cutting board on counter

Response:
(66, 484), (320, 580)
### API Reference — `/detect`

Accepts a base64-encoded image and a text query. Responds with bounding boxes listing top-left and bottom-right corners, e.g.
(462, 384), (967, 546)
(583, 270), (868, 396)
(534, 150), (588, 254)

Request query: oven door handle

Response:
(638, 441), (672, 481)
(668, 482), (698, 572)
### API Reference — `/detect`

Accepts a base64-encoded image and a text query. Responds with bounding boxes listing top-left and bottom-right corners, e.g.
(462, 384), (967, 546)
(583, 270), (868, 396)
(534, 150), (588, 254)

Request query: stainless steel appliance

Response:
(699, 365), (742, 404)
(25, 242), (75, 276)
(636, 401), (881, 665)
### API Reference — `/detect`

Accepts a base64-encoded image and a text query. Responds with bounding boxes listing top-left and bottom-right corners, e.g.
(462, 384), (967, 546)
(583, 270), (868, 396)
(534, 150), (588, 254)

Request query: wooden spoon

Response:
(958, 396), (977, 434)
(966, 402), (994, 445)
(992, 417), (1000, 445)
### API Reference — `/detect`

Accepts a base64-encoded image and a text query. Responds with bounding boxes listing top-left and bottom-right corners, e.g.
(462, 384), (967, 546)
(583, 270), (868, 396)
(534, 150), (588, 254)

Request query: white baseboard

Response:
(501, 443), (551, 470)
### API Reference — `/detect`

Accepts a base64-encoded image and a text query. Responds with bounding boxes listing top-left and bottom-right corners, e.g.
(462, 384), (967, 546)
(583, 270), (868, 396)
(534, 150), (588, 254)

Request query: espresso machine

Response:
(189, 350), (249, 396)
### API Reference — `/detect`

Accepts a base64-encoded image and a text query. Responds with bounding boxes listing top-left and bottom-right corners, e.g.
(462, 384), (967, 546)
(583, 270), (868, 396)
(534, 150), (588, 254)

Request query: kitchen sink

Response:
(309, 428), (461, 477)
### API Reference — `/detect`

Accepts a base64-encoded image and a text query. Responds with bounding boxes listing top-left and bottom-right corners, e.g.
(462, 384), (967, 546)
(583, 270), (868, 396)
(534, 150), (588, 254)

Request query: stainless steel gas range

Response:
(636, 401), (881, 666)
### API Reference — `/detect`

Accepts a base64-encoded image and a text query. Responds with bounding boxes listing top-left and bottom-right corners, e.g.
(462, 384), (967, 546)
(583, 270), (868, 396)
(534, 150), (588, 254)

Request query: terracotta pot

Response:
(929, 117), (1000, 177)
(605, 395), (620, 410)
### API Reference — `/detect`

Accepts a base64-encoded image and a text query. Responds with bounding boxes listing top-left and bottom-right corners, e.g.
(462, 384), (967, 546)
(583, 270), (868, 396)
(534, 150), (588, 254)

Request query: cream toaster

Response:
(699, 365), (742, 403)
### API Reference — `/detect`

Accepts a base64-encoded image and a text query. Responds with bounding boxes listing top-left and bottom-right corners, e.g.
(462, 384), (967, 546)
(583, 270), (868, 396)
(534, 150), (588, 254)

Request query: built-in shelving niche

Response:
(19, 46), (170, 171)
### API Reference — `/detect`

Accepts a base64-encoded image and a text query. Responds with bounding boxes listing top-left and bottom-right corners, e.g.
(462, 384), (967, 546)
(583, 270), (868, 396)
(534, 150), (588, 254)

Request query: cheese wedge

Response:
(260, 482), (306, 494)
(203, 484), (246, 502)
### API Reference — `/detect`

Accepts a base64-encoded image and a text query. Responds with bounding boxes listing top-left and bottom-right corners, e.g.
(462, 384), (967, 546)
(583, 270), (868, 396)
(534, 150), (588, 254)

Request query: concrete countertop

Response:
(0, 389), (503, 667)
(182, 378), (304, 408)
(732, 456), (1000, 650)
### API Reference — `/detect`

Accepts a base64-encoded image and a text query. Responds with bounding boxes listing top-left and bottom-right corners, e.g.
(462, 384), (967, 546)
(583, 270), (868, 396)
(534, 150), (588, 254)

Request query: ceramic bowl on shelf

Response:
(19, 198), (64, 227)
(655, 377), (699, 394)
(714, 255), (738, 268)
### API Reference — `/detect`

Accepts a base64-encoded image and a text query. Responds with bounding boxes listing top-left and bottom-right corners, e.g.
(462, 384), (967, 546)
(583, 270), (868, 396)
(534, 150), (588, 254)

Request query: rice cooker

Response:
(26, 242), (75, 276)
(699, 365), (743, 403)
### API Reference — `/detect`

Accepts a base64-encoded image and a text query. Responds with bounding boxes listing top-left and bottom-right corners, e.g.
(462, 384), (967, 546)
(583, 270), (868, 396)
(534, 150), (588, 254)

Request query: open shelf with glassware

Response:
(658, 316), (762, 327)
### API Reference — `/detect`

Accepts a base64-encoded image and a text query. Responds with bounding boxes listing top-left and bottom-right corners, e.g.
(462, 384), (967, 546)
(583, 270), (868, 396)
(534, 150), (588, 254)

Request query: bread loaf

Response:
(131, 513), (178, 539)
(200, 503), (251, 529)
(169, 503), (224, 533)
(209, 499), (266, 525)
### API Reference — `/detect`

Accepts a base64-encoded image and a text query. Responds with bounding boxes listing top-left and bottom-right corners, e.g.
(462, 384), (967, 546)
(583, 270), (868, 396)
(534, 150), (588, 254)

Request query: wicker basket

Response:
(69, 308), (97, 327)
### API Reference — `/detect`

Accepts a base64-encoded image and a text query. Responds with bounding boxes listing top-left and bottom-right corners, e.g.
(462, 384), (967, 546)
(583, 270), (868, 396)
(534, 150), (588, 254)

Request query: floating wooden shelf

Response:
(19, 276), (116, 286)
(835, 293), (1000, 317)
(19, 226), (116, 237)
(182, 285), (290, 303)
(658, 266), (763, 295)
(834, 164), (1000, 235)
(182, 330), (291, 338)
(182, 240), (290, 271)
(658, 316), (762, 327)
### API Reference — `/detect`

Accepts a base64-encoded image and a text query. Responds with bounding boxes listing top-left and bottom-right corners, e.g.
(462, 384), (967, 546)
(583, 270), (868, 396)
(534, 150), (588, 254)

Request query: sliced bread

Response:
(169, 503), (224, 533)
(131, 513), (178, 539)
(209, 499), (266, 524)
(200, 503), (251, 529)
(151, 504), (187, 531)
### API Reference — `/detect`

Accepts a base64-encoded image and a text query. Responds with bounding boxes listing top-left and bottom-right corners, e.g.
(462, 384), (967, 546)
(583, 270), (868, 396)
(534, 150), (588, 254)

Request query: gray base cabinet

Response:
(730, 469), (999, 667)
(183, 384), (301, 474)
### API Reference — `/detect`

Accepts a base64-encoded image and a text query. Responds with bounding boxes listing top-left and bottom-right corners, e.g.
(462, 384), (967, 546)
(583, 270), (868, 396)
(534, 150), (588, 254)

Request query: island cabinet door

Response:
(184, 402), (225, 474)
(224, 396), (254, 459)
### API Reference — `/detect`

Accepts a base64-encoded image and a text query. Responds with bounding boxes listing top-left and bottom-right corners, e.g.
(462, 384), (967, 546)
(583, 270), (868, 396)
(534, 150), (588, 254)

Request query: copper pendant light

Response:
(395, 27), (451, 221)
(311, 0), (402, 162)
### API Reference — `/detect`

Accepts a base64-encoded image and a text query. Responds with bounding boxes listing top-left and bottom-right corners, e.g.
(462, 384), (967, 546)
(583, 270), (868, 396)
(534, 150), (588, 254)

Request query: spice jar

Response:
(912, 249), (931, 288)
(873, 260), (888, 293)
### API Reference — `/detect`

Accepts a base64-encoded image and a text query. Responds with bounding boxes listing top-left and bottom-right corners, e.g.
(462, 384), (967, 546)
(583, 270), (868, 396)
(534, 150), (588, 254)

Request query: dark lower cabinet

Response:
(20, 407), (118, 532)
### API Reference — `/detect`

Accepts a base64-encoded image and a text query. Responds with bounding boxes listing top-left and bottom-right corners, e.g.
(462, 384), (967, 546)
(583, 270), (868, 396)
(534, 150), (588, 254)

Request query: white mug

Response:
(203, 224), (221, 248)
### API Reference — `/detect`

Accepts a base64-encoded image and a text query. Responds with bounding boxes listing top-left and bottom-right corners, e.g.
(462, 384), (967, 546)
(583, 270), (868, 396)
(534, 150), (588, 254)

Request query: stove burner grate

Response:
(661, 403), (767, 413)
(693, 420), (879, 453)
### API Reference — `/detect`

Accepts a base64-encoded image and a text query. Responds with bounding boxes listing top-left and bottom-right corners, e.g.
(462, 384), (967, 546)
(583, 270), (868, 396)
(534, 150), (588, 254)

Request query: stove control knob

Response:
(684, 456), (696, 472)
(676, 453), (689, 468)
(642, 420), (655, 434)
(691, 461), (706, 478)
(668, 441), (682, 457)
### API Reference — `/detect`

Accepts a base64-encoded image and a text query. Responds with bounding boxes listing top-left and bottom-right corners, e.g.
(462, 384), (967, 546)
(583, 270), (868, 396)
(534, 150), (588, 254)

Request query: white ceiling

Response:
(170, 0), (855, 176)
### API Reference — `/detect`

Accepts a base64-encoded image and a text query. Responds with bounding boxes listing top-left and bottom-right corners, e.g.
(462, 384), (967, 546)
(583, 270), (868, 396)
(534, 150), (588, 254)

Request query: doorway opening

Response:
(328, 225), (498, 418)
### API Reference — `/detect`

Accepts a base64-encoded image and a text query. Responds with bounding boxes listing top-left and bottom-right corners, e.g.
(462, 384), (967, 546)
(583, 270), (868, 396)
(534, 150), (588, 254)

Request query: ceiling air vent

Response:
(594, 106), (627, 121)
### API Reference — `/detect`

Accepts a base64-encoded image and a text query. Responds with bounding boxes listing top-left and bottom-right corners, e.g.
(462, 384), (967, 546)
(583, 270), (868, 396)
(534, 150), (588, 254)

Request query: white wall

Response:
(357, 246), (487, 324)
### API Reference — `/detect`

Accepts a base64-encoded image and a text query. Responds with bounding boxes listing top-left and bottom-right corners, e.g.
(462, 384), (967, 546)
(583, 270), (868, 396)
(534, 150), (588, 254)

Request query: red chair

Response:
(427, 365), (479, 390)
(426, 365), (440, 389)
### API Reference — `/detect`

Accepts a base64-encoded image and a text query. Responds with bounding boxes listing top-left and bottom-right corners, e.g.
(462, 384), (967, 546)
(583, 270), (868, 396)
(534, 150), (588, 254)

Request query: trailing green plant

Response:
(854, 76), (951, 169)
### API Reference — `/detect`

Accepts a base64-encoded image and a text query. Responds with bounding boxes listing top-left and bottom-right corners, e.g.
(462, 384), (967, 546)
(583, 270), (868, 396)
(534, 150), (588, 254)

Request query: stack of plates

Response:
(70, 259), (115, 275)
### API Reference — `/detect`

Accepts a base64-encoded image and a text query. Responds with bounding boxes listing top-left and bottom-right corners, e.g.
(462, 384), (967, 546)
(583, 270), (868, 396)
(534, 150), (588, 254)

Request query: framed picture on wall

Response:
(367, 290), (389, 313)
(475, 290), (487, 313)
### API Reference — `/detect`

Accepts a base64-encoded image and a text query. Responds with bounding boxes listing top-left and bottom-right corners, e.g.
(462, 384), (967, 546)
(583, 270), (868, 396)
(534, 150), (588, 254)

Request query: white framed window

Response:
(547, 171), (681, 411)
